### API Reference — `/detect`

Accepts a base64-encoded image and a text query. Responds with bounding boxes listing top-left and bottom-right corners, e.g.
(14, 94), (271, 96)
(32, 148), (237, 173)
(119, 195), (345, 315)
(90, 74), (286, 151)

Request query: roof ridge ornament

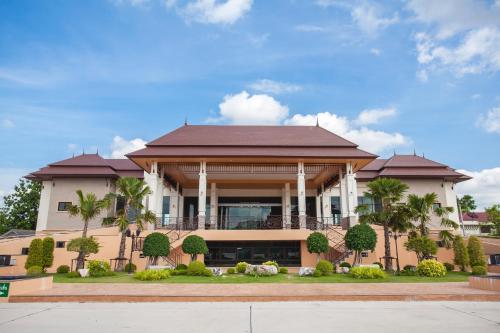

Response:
(316, 115), (319, 127)
(184, 116), (188, 126)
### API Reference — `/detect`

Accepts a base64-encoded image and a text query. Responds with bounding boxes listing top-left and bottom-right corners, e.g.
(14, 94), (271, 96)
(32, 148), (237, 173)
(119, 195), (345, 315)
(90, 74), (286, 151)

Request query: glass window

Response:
(57, 202), (72, 211)
(357, 196), (382, 214)
(56, 241), (65, 248)
(432, 202), (442, 211)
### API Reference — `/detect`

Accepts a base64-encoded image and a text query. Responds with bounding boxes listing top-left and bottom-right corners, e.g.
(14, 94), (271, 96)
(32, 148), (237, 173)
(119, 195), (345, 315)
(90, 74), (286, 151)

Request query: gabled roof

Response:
(27, 154), (144, 181)
(356, 155), (470, 183)
(462, 212), (489, 223)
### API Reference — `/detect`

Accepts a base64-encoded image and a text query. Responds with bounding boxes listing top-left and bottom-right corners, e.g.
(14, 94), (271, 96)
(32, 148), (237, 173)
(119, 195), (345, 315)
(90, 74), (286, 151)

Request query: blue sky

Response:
(0, 0), (499, 208)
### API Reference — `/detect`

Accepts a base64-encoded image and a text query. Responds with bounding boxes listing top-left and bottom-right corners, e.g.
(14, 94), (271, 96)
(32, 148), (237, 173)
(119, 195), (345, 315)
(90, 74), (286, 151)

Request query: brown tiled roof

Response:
(356, 155), (471, 183)
(27, 154), (144, 181)
(462, 212), (489, 223)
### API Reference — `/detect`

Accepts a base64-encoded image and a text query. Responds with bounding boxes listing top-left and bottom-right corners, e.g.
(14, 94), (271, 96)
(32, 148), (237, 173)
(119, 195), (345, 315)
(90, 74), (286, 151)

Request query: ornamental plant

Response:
(56, 265), (70, 274)
(182, 235), (208, 262)
(467, 236), (486, 268)
(315, 259), (334, 275)
(416, 259), (446, 277)
(344, 223), (377, 265)
(235, 262), (248, 273)
(25, 238), (44, 270)
(350, 266), (387, 279)
(306, 232), (329, 262)
(87, 260), (113, 277)
(443, 263), (455, 272)
(453, 235), (469, 271)
(186, 261), (212, 276)
(42, 237), (55, 270)
(142, 232), (170, 265)
(26, 265), (44, 277)
(262, 260), (279, 270)
(405, 236), (437, 263)
(471, 265), (487, 276)
(134, 269), (170, 281)
(66, 236), (100, 264)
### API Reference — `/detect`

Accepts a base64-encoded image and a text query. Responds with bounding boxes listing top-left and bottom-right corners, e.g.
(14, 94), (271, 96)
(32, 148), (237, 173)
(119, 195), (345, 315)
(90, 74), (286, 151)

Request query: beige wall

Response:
(39, 178), (116, 231)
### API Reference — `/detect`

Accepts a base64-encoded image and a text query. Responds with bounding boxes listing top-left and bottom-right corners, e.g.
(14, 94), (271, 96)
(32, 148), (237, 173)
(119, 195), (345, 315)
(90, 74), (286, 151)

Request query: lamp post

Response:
(126, 228), (141, 274)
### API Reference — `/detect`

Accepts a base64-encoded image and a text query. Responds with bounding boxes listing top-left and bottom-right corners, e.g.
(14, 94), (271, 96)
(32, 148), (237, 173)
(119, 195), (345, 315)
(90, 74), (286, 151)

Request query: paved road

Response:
(0, 302), (499, 333)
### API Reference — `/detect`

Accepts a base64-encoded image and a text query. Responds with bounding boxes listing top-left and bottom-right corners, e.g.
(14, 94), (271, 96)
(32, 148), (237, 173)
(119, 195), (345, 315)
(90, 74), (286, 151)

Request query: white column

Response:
(340, 163), (358, 227)
(285, 182), (291, 227)
(322, 184), (333, 223)
(281, 187), (286, 229)
(36, 180), (53, 232)
(315, 192), (321, 222)
(198, 161), (207, 229)
(297, 162), (306, 228)
(210, 182), (217, 229)
(144, 161), (162, 229)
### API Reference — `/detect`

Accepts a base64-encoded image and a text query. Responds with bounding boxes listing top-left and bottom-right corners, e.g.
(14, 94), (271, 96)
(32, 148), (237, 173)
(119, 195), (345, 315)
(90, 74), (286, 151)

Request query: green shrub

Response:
(25, 238), (44, 269)
(66, 271), (80, 278)
(279, 267), (288, 274)
(372, 262), (383, 269)
(443, 263), (455, 272)
(400, 265), (416, 276)
(202, 268), (213, 277)
(262, 260), (279, 270)
(316, 260), (334, 275)
(416, 260), (446, 277)
(134, 269), (170, 281)
(306, 232), (329, 261)
(124, 263), (137, 273)
(453, 236), (469, 271)
(350, 267), (386, 279)
(471, 265), (487, 276)
(26, 265), (44, 277)
(88, 260), (112, 277)
(170, 269), (187, 276)
(66, 237), (100, 258)
(344, 223), (377, 265)
(339, 262), (351, 268)
(405, 236), (438, 262)
(312, 269), (323, 277)
(182, 235), (208, 261)
(56, 265), (70, 274)
(42, 237), (55, 270)
(467, 236), (486, 267)
(186, 261), (207, 276)
(176, 264), (188, 270)
(143, 233), (170, 265)
(227, 267), (236, 274)
(236, 262), (248, 273)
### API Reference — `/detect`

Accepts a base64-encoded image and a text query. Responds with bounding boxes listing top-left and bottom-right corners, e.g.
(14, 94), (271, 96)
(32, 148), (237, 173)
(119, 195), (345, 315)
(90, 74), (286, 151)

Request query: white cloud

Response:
(455, 167), (500, 210)
(285, 110), (408, 154)
(370, 48), (381, 56)
(109, 136), (147, 158)
(416, 69), (428, 82)
(111, 0), (151, 6)
(351, 2), (399, 36)
(354, 107), (396, 126)
(248, 79), (302, 95)
(471, 93), (481, 99)
(0, 168), (30, 207)
(1, 119), (14, 128)
(182, 0), (253, 25)
(295, 24), (328, 33)
(217, 91), (289, 125)
(477, 107), (500, 134)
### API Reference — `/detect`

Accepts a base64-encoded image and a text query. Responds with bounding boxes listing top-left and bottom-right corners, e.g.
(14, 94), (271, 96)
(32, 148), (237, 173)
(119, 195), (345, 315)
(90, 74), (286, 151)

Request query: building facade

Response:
(1, 125), (470, 272)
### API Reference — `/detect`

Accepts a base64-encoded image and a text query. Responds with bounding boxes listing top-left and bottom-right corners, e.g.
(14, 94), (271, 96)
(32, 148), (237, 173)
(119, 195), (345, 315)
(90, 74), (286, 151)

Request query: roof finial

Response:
(422, 152), (425, 158)
(184, 116), (188, 126)
(413, 148), (416, 156)
(82, 148), (85, 155)
(72, 153), (75, 158)
(96, 148), (99, 155)
(316, 115), (320, 127)
(393, 149), (396, 156)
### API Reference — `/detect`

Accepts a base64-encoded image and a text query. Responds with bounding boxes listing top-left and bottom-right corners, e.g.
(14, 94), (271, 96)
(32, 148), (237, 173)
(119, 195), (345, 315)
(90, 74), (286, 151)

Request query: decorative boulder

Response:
(210, 267), (222, 276)
(336, 267), (350, 274)
(245, 264), (278, 276)
(78, 268), (89, 277)
(298, 267), (315, 276)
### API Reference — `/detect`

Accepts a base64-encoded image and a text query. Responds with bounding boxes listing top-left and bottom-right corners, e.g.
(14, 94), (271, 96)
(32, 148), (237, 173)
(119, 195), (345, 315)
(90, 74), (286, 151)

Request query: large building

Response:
(0, 125), (470, 272)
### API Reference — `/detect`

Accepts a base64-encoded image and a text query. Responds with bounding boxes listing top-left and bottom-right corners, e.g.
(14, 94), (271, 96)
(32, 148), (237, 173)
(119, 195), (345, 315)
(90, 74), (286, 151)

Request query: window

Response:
(357, 196), (382, 214)
(432, 202), (442, 211)
(57, 202), (72, 211)
(56, 241), (66, 248)
(0, 255), (11, 266)
(21, 247), (29, 255)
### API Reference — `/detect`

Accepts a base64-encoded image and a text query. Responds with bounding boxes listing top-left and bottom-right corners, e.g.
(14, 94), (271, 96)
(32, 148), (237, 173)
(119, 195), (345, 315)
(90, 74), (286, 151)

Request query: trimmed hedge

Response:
(25, 238), (44, 270)
(227, 267), (236, 274)
(134, 269), (170, 281)
(88, 260), (114, 277)
(279, 267), (288, 274)
(350, 267), (387, 279)
(471, 265), (487, 276)
(416, 260), (446, 277)
(186, 261), (212, 276)
(143, 232), (170, 265)
(42, 237), (55, 270)
(316, 260), (334, 275)
(56, 265), (70, 274)
(236, 262), (248, 274)
(26, 265), (44, 277)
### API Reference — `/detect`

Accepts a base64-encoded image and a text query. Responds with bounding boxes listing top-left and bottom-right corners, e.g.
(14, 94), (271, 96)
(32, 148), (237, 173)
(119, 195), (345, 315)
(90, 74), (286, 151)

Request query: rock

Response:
(210, 268), (222, 276)
(298, 267), (315, 276)
(342, 267), (350, 273)
(78, 269), (89, 277)
(245, 264), (278, 276)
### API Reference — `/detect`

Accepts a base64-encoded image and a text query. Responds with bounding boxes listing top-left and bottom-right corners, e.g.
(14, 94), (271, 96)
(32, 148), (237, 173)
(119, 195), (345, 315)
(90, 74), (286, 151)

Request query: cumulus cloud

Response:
(110, 136), (147, 158)
(248, 79), (302, 95)
(409, 0), (500, 79)
(215, 91), (289, 125)
(182, 0), (253, 25)
(0, 168), (30, 207)
(455, 167), (500, 210)
(2, 119), (14, 128)
(351, 2), (399, 36)
(370, 48), (381, 56)
(285, 110), (408, 154)
(477, 107), (500, 134)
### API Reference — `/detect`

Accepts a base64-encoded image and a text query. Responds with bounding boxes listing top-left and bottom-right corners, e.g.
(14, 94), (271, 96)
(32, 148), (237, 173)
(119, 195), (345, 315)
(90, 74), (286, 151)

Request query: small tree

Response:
(453, 235), (469, 272)
(459, 195), (477, 213)
(404, 236), (437, 263)
(344, 223), (377, 265)
(182, 235), (208, 262)
(143, 232), (170, 265)
(485, 204), (500, 236)
(306, 232), (329, 262)
(66, 236), (100, 267)
(25, 238), (44, 269)
(467, 236), (486, 267)
(42, 237), (55, 270)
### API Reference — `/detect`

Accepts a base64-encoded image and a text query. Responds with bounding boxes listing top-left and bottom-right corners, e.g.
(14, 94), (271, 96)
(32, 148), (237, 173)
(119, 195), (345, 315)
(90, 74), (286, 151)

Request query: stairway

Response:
(323, 225), (352, 264)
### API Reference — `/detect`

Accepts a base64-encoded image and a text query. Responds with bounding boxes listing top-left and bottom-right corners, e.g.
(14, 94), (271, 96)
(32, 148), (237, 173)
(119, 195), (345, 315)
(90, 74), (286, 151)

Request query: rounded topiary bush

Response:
(443, 262), (455, 272)
(236, 262), (248, 273)
(176, 264), (188, 270)
(306, 232), (329, 261)
(279, 267), (288, 274)
(312, 269), (323, 277)
(182, 235), (208, 261)
(143, 232), (170, 265)
(88, 260), (113, 277)
(124, 263), (137, 273)
(416, 260), (446, 277)
(186, 261), (207, 276)
(471, 265), (487, 276)
(339, 262), (351, 268)
(227, 267), (236, 274)
(27, 265), (44, 276)
(56, 265), (70, 274)
(316, 259), (334, 275)
(344, 223), (377, 265)
(351, 267), (386, 279)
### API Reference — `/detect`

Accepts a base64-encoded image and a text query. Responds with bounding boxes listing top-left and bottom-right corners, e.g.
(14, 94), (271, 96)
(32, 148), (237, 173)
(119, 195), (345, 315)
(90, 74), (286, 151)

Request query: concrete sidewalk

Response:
(9, 282), (500, 302)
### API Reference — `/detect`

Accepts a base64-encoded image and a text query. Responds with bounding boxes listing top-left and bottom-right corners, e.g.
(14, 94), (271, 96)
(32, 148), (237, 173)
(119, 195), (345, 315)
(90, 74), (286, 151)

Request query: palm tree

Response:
(68, 190), (111, 269)
(407, 193), (458, 246)
(357, 178), (409, 271)
(104, 177), (156, 271)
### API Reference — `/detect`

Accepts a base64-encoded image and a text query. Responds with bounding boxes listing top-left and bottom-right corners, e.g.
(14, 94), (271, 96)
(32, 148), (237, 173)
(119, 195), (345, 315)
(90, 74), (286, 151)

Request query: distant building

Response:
(462, 212), (493, 236)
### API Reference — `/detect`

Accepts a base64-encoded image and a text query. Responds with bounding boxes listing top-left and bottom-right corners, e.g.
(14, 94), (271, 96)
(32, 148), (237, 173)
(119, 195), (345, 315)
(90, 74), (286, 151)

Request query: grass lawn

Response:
(52, 271), (471, 284)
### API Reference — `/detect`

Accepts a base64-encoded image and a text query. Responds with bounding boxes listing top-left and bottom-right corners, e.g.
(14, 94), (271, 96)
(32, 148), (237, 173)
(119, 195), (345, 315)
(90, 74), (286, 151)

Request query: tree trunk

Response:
(116, 230), (127, 271)
(191, 254), (197, 262)
(76, 219), (90, 270)
(383, 222), (393, 271)
(317, 253), (321, 263)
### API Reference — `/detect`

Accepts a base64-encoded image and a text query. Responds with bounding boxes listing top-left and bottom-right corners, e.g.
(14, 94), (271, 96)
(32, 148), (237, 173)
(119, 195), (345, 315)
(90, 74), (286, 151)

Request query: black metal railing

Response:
(155, 216), (200, 230)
